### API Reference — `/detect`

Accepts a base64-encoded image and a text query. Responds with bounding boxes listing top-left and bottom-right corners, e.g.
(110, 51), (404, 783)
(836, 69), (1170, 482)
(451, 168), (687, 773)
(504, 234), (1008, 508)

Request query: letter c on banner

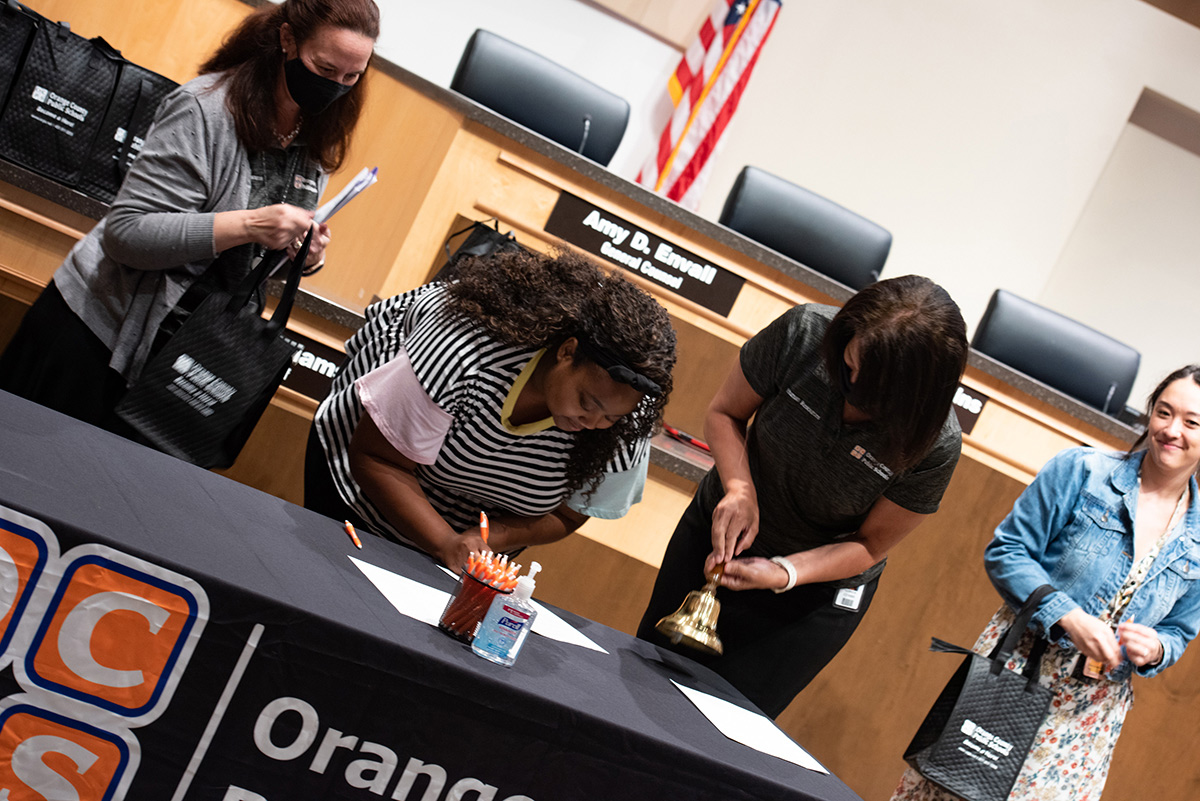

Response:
(57, 591), (169, 688)
(254, 697), (320, 761)
(223, 786), (270, 801)
(11, 734), (100, 801)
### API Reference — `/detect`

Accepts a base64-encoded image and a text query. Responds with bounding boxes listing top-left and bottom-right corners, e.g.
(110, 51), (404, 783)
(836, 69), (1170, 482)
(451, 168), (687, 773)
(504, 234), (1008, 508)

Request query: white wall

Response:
(379, 0), (1200, 398)
(372, 0), (679, 177)
(1040, 124), (1200, 406)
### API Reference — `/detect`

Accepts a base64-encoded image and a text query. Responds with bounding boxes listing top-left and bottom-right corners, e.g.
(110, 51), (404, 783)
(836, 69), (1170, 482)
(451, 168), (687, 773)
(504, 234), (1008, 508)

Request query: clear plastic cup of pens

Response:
(438, 570), (510, 643)
(438, 551), (519, 643)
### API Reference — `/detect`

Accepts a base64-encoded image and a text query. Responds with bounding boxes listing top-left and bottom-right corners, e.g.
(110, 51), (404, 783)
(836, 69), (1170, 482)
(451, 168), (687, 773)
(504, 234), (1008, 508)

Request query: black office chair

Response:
(972, 289), (1140, 415)
(450, 29), (630, 167)
(718, 166), (892, 291)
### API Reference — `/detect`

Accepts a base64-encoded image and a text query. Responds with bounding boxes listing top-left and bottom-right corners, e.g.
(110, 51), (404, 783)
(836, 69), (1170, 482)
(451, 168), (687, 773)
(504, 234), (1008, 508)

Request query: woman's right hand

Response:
(213, 204), (315, 253)
(1058, 608), (1122, 670)
(709, 480), (759, 565)
(242, 204), (317, 250)
(436, 530), (487, 574)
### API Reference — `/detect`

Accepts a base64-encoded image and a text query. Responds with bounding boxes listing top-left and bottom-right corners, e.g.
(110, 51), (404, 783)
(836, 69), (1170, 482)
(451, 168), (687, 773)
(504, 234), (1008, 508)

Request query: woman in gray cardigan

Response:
(0, 0), (379, 433)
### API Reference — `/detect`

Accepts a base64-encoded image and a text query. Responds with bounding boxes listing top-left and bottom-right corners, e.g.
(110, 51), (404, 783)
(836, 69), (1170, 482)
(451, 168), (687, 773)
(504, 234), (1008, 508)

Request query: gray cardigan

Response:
(53, 73), (327, 381)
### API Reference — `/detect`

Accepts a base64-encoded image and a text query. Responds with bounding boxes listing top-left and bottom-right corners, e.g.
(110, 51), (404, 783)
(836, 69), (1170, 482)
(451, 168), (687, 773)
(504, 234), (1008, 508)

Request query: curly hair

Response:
(821, 275), (968, 471)
(445, 248), (677, 496)
(199, 0), (379, 171)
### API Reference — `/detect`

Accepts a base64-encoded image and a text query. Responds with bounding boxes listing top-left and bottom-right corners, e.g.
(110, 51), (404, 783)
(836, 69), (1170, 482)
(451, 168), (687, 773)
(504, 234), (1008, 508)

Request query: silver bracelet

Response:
(769, 556), (797, 593)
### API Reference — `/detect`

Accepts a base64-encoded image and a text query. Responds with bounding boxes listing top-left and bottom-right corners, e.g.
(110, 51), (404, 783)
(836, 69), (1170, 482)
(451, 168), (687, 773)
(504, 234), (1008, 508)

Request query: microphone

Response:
(1101, 381), (1117, 415)
(577, 114), (592, 155)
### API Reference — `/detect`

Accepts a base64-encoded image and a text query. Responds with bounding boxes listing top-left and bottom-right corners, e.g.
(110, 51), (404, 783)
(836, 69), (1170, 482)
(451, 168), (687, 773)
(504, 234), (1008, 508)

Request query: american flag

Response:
(636, 0), (782, 210)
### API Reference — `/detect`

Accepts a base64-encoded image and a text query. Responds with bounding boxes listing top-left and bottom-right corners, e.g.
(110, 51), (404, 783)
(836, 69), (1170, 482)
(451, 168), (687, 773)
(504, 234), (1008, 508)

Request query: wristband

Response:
(769, 556), (797, 593)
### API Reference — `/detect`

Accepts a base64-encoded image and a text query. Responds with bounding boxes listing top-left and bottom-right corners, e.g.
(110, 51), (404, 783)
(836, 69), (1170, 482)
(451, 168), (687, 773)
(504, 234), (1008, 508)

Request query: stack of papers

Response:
(316, 166), (378, 223)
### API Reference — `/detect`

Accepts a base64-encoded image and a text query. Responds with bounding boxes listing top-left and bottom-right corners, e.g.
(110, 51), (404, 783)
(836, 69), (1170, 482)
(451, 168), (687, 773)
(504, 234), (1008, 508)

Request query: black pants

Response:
(303, 422), (371, 529)
(0, 281), (138, 438)
(637, 491), (878, 718)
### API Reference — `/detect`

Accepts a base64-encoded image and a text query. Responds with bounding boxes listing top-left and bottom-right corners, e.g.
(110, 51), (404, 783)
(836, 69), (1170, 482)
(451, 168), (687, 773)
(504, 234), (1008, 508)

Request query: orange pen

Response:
(479, 511), (490, 545)
(343, 520), (362, 549)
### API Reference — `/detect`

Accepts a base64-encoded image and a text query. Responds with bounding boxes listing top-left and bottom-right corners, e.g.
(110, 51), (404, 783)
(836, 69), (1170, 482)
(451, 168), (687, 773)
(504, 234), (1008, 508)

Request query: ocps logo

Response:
(0, 509), (59, 671)
(0, 697), (139, 801)
(14, 543), (209, 727)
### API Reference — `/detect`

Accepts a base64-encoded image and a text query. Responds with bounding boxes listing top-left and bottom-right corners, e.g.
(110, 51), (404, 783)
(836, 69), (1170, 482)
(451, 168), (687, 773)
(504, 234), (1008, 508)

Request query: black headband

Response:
(575, 337), (662, 396)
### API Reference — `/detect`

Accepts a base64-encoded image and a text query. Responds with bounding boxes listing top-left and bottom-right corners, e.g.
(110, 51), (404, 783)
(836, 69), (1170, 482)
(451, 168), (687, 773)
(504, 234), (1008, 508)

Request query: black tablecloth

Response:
(0, 391), (862, 801)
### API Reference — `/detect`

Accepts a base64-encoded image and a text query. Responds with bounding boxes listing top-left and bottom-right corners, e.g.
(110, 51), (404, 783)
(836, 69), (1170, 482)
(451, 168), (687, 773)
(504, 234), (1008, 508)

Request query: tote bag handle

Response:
(990, 584), (1055, 677)
(227, 226), (312, 336)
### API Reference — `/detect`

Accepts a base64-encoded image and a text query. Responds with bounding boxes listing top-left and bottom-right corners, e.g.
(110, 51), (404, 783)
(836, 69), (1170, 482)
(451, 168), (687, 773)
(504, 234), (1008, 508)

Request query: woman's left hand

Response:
(1117, 620), (1164, 667)
(288, 221), (331, 267)
(712, 556), (791, 592)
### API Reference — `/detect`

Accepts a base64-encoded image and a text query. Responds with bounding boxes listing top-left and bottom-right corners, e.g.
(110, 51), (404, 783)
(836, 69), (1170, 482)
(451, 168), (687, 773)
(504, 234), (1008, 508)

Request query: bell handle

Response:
(703, 563), (724, 592)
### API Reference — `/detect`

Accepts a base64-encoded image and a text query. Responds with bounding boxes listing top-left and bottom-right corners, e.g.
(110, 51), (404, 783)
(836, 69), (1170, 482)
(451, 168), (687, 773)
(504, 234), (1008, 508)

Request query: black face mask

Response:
(284, 57), (352, 115)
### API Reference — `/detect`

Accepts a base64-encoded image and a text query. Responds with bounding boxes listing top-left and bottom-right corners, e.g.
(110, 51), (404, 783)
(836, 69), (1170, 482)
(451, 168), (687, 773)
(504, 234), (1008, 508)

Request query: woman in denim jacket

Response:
(892, 364), (1200, 801)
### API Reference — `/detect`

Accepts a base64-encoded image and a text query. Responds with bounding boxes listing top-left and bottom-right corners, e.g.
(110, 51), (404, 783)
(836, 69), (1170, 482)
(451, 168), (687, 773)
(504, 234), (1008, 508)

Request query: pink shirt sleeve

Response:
(355, 350), (453, 465)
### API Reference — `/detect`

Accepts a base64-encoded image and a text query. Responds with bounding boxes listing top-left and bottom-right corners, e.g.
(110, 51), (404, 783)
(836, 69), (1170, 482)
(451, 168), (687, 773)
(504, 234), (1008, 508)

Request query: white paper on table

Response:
(315, 166), (378, 223)
(431, 564), (607, 653)
(528, 601), (608, 653)
(671, 680), (828, 773)
(351, 556), (449, 626)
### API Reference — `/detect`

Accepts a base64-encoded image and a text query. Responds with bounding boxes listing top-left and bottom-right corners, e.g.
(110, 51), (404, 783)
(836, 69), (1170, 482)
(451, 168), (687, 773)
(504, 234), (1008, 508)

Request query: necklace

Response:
(276, 116), (302, 147)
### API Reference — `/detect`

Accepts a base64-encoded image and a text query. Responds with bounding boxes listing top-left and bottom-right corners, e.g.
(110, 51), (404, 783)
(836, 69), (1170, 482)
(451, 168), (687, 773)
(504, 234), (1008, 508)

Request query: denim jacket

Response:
(984, 447), (1200, 681)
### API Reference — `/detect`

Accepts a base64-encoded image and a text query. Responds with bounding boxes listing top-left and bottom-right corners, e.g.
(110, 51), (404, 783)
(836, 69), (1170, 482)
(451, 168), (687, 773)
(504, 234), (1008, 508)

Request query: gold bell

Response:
(655, 566), (724, 655)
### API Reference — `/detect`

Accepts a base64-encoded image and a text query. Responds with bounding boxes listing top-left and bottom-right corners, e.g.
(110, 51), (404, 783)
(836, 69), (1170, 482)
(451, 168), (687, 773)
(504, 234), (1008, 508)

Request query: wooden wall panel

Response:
(24, 0), (252, 85)
(302, 83), (465, 309)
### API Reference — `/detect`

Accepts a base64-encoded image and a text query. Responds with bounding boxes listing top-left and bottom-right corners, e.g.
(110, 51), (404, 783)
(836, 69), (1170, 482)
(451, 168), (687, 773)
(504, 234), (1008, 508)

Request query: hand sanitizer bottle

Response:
(472, 562), (541, 667)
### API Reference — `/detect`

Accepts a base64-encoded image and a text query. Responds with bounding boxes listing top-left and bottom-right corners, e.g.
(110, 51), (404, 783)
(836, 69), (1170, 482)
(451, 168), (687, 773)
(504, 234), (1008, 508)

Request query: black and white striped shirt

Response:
(314, 283), (647, 544)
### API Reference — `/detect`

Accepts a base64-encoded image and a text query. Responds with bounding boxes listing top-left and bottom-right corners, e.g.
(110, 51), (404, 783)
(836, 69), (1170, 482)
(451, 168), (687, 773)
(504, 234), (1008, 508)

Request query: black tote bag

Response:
(0, 18), (121, 184)
(76, 57), (178, 201)
(903, 584), (1056, 801)
(115, 231), (313, 470)
(430, 218), (522, 282)
(0, 1), (38, 116)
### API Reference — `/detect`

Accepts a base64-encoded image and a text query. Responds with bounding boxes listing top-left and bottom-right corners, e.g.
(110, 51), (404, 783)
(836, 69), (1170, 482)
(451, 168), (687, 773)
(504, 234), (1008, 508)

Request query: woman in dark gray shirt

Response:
(0, 0), (378, 433)
(638, 275), (970, 717)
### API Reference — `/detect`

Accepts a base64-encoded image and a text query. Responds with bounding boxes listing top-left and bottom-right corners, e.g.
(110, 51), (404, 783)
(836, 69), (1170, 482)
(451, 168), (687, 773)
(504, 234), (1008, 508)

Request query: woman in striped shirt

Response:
(305, 249), (676, 569)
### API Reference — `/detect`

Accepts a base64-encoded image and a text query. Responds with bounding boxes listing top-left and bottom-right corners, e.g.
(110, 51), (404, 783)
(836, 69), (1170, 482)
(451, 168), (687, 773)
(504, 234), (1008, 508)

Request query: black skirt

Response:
(0, 281), (138, 436)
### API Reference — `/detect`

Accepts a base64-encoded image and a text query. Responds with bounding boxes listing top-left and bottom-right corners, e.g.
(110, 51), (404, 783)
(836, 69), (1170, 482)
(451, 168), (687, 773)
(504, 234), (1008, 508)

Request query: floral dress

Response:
(889, 604), (1134, 801)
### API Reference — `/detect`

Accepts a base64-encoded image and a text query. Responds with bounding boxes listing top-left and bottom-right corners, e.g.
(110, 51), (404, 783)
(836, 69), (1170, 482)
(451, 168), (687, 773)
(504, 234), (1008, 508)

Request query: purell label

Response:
(497, 604), (531, 629)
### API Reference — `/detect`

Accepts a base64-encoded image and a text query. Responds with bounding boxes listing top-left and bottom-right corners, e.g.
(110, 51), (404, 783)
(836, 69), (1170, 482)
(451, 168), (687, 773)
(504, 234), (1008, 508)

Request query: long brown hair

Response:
(821, 275), (969, 471)
(446, 248), (677, 496)
(199, 0), (380, 171)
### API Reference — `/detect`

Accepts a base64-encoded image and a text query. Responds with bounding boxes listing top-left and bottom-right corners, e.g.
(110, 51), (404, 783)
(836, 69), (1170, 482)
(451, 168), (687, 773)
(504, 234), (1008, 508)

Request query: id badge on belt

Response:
(1071, 654), (1108, 683)
(833, 584), (864, 611)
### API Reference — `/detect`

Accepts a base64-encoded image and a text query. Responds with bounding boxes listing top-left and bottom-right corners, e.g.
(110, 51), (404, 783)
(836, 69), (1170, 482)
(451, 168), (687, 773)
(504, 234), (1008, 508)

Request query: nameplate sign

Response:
(952, 384), (989, 436)
(280, 332), (345, 401)
(544, 191), (745, 317)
